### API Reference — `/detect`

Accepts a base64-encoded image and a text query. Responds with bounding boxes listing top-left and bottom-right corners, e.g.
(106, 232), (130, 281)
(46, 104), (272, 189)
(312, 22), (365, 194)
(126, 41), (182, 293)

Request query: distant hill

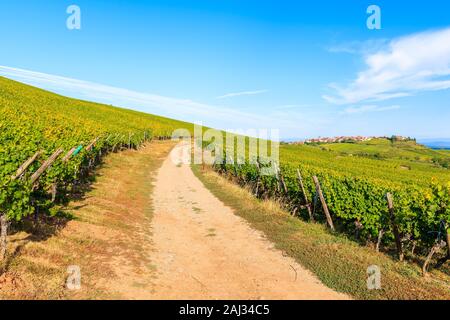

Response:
(294, 137), (450, 170)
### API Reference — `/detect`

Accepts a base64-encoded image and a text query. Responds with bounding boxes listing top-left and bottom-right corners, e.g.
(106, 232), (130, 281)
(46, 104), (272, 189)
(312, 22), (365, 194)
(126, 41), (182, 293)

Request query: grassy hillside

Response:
(2, 76), (449, 266)
(194, 165), (450, 300)
(1, 76), (448, 295)
(216, 140), (450, 267)
(312, 138), (450, 168)
(280, 139), (450, 187)
(0, 76), (192, 222)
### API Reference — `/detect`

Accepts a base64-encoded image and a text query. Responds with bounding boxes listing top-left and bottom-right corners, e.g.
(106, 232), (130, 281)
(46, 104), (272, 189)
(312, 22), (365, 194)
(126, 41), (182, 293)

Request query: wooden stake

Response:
(62, 147), (77, 162)
(103, 133), (113, 145)
(12, 151), (41, 180)
(422, 241), (446, 276)
(275, 166), (281, 193)
(376, 229), (385, 252)
(386, 193), (404, 261)
(30, 148), (64, 185)
(354, 220), (363, 239)
(296, 169), (313, 221)
(86, 137), (99, 152)
(444, 224), (450, 259)
(411, 241), (417, 256)
(51, 183), (57, 203)
(255, 179), (260, 197)
(0, 214), (10, 261)
(435, 224), (450, 268)
(313, 176), (335, 231)
(280, 173), (288, 194)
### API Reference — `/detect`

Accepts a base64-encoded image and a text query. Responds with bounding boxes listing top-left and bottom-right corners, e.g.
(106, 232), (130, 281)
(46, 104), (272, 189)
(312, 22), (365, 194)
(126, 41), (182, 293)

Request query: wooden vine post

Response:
(425, 222), (450, 274)
(86, 137), (99, 152)
(386, 193), (404, 261)
(275, 165), (282, 194)
(51, 183), (58, 203)
(446, 224), (450, 259)
(112, 134), (121, 152)
(31, 148), (64, 185)
(86, 137), (100, 169)
(11, 151), (42, 180)
(254, 160), (261, 197)
(280, 172), (288, 194)
(312, 176), (335, 231)
(0, 214), (10, 261)
(296, 169), (313, 221)
(439, 222), (450, 262)
(1, 151), (43, 260)
(376, 229), (385, 252)
(422, 240), (446, 276)
(62, 147), (77, 162)
(128, 133), (136, 150)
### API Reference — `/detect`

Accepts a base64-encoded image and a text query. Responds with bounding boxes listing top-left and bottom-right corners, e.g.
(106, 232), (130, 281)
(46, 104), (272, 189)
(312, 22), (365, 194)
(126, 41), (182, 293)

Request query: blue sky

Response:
(1, 0), (450, 140)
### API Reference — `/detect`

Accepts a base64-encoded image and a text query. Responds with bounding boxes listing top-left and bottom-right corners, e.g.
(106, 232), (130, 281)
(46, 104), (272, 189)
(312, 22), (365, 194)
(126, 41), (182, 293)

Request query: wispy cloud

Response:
(216, 90), (267, 99)
(0, 66), (270, 128)
(0, 66), (314, 137)
(342, 105), (400, 115)
(327, 39), (388, 55)
(274, 104), (306, 110)
(324, 27), (450, 105)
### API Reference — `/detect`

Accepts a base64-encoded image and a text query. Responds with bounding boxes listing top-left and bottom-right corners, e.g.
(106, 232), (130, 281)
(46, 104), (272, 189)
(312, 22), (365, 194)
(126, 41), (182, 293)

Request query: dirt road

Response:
(149, 143), (349, 300)
(1, 142), (348, 299)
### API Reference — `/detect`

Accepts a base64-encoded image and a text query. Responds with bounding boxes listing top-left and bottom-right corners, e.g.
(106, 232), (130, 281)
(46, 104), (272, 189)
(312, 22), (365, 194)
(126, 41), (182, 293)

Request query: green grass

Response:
(193, 165), (450, 300)
(280, 140), (450, 187)
(1, 142), (174, 299)
(0, 76), (195, 221)
(316, 138), (450, 164)
(0, 76), (193, 161)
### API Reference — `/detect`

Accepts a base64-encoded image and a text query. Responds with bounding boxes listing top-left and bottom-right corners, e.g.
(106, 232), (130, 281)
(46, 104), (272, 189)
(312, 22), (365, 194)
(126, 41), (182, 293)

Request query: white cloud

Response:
(216, 90), (267, 99)
(324, 27), (450, 105)
(0, 66), (318, 137)
(327, 39), (388, 55)
(343, 105), (400, 115)
(274, 104), (317, 110)
(0, 66), (266, 127)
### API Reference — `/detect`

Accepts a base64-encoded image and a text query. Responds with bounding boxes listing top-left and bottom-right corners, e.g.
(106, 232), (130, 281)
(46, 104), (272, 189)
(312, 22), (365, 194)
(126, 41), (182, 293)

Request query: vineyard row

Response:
(212, 160), (450, 275)
(0, 131), (172, 260)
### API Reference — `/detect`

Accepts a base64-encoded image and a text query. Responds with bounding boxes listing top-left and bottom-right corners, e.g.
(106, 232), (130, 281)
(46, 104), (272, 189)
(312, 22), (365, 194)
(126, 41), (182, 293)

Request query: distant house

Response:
(286, 135), (416, 145)
(300, 135), (375, 145)
(391, 135), (415, 142)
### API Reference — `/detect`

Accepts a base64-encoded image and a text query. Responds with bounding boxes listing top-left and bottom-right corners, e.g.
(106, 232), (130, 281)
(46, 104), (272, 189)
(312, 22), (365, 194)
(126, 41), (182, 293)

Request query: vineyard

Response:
(0, 77), (192, 258)
(1, 74), (449, 278)
(212, 142), (450, 274)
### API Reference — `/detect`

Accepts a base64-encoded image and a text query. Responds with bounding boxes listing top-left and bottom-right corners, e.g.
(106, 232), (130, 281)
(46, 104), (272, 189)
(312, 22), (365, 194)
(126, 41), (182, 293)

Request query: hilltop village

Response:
(286, 135), (414, 145)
